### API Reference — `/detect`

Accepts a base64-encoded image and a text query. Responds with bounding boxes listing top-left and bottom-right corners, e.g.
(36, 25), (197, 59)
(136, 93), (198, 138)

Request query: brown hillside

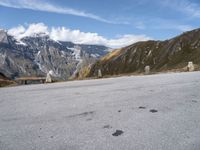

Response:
(80, 28), (200, 78)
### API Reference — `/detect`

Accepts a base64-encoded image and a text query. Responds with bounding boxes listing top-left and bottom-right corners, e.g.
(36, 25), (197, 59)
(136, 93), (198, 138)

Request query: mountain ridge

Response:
(0, 29), (110, 80)
(79, 28), (200, 78)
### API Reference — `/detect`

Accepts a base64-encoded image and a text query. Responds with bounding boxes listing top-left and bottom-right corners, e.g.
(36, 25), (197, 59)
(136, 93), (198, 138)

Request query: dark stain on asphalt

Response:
(78, 111), (94, 116)
(150, 109), (158, 113)
(86, 118), (92, 121)
(118, 110), (121, 112)
(2, 117), (23, 122)
(112, 130), (124, 136)
(67, 111), (95, 118)
(139, 106), (146, 109)
(191, 100), (198, 103)
(103, 125), (112, 129)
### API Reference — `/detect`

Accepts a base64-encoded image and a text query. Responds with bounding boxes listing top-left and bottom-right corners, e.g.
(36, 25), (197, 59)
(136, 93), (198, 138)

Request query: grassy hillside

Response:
(79, 28), (200, 78)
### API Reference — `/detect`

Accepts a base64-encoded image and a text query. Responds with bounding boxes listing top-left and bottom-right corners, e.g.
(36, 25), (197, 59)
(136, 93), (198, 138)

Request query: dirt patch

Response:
(191, 100), (198, 103)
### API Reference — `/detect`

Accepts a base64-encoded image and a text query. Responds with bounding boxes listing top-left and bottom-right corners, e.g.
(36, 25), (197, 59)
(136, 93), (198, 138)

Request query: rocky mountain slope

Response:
(81, 28), (200, 78)
(0, 29), (109, 80)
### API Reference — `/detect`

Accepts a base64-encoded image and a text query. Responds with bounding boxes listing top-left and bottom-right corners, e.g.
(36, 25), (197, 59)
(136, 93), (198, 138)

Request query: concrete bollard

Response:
(45, 73), (52, 83)
(98, 69), (102, 78)
(144, 66), (150, 75)
(187, 61), (194, 72)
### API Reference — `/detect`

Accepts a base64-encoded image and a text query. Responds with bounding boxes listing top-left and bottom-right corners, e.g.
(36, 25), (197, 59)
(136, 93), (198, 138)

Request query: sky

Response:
(0, 0), (199, 48)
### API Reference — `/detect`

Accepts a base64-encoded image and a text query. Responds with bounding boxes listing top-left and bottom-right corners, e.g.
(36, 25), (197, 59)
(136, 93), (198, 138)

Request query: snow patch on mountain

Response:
(91, 53), (100, 58)
(15, 39), (27, 46)
(67, 46), (82, 61)
(0, 53), (6, 64)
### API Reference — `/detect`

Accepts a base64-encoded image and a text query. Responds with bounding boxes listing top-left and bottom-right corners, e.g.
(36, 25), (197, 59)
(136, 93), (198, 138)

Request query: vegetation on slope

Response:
(78, 28), (200, 78)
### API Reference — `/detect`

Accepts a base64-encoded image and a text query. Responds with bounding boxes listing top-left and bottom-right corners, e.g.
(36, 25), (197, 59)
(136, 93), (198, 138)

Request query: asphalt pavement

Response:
(0, 72), (200, 150)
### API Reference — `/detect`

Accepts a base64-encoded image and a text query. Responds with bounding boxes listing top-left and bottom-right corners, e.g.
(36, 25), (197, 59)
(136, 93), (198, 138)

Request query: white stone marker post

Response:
(187, 61), (194, 72)
(98, 69), (102, 78)
(144, 66), (150, 75)
(45, 73), (52, 83)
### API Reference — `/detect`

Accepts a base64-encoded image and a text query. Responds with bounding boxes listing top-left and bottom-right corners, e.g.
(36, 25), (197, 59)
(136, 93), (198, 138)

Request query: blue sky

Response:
(0, 0), (199, 47)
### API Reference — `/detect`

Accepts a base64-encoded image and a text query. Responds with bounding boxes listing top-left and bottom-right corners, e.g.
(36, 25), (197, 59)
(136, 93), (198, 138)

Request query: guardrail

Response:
(15, 77), (46, 85)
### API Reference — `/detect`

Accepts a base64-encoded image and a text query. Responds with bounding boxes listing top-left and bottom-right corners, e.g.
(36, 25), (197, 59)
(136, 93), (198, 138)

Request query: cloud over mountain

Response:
(8, 23), (151, 48)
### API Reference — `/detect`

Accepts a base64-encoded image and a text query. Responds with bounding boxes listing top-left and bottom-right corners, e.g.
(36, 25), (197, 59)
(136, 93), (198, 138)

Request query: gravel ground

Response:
(0, 72), (200, 150)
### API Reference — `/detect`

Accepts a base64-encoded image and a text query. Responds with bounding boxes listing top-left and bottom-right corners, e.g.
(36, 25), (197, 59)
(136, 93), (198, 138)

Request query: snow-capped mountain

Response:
(0, 29), (110, 80)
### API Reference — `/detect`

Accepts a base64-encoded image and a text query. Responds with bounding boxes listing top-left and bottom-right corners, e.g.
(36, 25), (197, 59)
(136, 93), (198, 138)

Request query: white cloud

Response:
(49, 26), (151, 48)
(161, 0), (200, 18)
(8, 23), (151, 48)
(0, 0), (127, 24)
(106, 34), (151, 47)
(8, 23), (49, 40)
(7, 25), (25, 40)
(175, 25), (194, 32)
(50, 27), (106, 44)
(135, 21), (146, 30)
(155, 23), (193, 32)
(147, 18), (194, 32)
